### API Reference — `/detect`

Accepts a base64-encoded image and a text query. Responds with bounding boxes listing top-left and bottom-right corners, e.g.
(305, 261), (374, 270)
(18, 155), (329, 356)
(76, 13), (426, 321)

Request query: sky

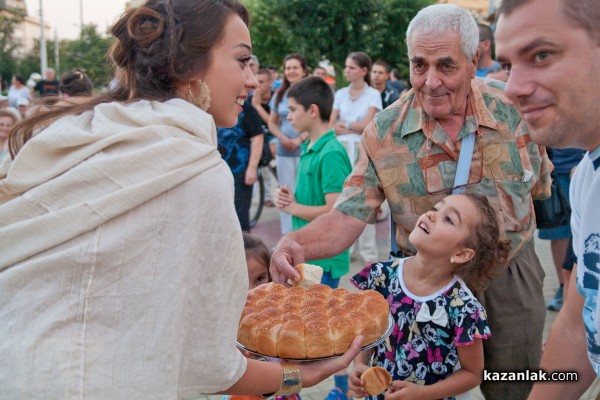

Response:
(26, 0), (129, 40)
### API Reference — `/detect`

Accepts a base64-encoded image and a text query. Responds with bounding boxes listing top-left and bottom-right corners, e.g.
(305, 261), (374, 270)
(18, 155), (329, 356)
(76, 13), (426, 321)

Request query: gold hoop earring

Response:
(187, 80), (211, 111)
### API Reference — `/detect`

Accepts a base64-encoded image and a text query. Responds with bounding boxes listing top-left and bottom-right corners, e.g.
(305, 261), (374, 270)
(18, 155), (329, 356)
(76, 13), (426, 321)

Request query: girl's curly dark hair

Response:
(453, 193), (512, 291)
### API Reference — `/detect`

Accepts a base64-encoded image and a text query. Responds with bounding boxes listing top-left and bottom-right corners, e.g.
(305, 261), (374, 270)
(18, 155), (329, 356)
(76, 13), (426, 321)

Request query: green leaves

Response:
(244, 0), (434, 80)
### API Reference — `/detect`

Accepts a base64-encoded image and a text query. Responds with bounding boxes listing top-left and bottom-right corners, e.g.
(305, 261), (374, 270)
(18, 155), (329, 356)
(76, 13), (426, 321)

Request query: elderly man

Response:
(495, 0), (600, 398)
(271, 4), (551, 399)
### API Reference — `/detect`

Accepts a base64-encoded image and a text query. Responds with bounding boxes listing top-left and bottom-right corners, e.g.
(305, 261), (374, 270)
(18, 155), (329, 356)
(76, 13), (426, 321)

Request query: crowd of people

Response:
(1, 0), (599, 399)
(0, 68), (93, 161)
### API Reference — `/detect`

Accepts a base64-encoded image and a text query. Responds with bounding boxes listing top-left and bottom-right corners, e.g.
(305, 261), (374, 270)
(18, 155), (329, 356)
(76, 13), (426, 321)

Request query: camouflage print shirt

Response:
(335, 78), (552, 258)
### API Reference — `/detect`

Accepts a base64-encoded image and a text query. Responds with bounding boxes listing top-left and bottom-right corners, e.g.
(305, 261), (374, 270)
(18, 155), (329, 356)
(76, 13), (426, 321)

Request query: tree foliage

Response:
(0, 9), (24, 90)
(245, 0), (435, 82)
(60, 25), (114, 88)
(9, 24), (113, 91)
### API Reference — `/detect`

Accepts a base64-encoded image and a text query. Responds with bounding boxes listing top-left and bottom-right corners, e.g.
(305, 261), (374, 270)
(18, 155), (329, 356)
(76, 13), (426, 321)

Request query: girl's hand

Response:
(385, 381), (423, 400)
(349, 363), (370, 398)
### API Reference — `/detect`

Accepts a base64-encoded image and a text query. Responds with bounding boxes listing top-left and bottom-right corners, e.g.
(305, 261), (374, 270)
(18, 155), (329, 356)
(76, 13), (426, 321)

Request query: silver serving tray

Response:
(236, 314), (394, 361)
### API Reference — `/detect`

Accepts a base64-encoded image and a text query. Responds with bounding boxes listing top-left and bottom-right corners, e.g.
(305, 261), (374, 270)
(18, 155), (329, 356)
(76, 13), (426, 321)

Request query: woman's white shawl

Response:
(0, 99), (248, 399)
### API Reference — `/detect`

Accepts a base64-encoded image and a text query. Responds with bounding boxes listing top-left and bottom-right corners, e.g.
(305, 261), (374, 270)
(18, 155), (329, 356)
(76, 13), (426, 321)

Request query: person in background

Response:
(6, 74), (31, 109)
(330, 51), (382, 267)
(243, 232), (271, 290)
(0, 0), (363, 398)
(218, 99), (264, 232)
(249, 54), (260, 76)
(476, 23), (501, 78)
(268, 53), (309, 235)
(15, 97), (29, 119)
(251, 67), (277, 207)
(495, 0), (600, 397)
(370, 59), (400, 109)
(58, 69), (94, 105)
(370, 59), (400, 223)
(33, 68), (60, 98)
(266, 63), (282, 91)
(274, 76), (353, 400)
(0, 108), (19, 161)
(388, 68), (406, 93)
(313, 66), (328, 79)
(539, 147), (585, 312)
(271, 5), (551, 399)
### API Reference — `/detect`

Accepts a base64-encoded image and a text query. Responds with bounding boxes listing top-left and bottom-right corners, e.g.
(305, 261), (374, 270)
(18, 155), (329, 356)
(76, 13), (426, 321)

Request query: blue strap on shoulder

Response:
(389, 131), (476, 257)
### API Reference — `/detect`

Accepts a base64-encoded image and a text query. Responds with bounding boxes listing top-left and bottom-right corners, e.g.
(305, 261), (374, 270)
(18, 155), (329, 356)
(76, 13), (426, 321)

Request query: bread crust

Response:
(237, 283), (390, 358)
(362, 366), (392, 395)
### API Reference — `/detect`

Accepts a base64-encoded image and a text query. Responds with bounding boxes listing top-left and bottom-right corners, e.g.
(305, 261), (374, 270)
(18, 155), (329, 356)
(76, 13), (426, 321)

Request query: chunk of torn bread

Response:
(288, 263), (324, 288)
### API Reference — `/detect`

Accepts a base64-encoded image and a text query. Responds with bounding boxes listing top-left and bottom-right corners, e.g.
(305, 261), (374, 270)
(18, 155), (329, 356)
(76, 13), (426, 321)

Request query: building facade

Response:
(1, 0), (51, 59)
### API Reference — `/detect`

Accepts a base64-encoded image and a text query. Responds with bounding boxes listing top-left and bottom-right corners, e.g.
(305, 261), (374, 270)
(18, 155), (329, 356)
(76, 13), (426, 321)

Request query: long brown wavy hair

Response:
(8, 0), (248, 158)
(454, 193), (512, 291)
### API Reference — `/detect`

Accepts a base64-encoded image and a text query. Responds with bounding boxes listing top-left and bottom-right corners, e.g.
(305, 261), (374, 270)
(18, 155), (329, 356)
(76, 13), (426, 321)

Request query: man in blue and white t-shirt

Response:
(496, 0), (600, 398)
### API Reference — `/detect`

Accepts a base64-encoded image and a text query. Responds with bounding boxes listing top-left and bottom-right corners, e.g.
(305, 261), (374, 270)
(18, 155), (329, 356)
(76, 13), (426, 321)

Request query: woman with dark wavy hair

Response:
(0, 1), (362, 398)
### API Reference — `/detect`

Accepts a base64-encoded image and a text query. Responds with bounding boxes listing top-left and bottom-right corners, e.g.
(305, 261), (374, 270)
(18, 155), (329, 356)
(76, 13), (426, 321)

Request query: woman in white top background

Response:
(330, 51), (382, 266)
(268, 53), (309, 234)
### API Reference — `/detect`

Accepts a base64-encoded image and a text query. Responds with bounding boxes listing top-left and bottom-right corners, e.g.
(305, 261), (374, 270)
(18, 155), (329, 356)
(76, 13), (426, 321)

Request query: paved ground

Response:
(198, 205), (600, 400)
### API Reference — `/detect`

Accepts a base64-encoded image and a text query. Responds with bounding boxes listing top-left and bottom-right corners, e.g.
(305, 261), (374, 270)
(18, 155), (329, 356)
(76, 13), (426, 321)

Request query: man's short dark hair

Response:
(373, 59), (391, 73)
(477, 23), (494, 44)
(256, 68), (272, 79)
(287, 76), (334, 122)
(498, 0), (600, 45)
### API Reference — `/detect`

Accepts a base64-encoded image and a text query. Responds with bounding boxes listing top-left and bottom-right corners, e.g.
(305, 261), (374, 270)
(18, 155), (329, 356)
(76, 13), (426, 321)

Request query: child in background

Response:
(349, 194), (511, 400)
(243, 232), (271, 290)
(273, 76), (353, 400)
(238, 233), (301, 400)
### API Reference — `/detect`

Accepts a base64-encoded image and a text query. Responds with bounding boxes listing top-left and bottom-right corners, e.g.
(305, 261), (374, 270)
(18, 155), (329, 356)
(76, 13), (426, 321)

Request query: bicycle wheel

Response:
(249, 172), (265, 228)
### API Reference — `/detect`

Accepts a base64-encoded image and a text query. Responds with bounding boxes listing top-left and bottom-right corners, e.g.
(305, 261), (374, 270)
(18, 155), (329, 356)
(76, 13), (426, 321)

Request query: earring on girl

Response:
(187, 80), (211, 111)
(450, 257), (456, 264)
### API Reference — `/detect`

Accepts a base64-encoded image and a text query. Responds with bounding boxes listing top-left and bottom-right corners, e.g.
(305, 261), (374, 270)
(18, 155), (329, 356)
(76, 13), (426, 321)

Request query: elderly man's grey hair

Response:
(406, 4), (479, 61)
(250, 54), (259, 67)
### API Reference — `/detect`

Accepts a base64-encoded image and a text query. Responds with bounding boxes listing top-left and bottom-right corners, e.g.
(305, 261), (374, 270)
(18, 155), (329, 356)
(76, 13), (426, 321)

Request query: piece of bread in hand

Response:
(362, 366), (392, 395)
(288, 263), (323, 288)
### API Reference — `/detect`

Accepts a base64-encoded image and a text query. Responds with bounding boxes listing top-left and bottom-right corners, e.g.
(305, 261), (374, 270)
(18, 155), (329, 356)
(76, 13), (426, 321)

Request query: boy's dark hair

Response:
(373, 59), (391, 73)
(477, 23), (495, 44)
(286, 76), (334, 122)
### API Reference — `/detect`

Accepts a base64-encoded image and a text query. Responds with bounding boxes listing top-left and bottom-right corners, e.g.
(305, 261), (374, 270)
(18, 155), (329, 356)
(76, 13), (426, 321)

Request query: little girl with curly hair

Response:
(349, 193), (511, 400)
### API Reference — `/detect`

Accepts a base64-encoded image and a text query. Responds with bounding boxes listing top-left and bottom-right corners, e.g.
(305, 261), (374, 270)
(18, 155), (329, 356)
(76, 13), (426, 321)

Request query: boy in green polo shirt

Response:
(274, 75), (353, 400)
(274, 76), (352, 288)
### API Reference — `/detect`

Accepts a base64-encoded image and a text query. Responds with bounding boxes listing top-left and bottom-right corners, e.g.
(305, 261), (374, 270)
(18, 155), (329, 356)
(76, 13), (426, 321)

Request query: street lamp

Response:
(80, 0), (83, 36)
(39, 0), (47, 75)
